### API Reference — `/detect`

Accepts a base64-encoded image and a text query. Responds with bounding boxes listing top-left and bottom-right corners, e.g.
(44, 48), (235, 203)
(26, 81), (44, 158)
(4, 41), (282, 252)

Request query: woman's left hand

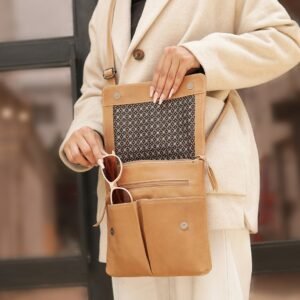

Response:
(150, 46), (202, 104)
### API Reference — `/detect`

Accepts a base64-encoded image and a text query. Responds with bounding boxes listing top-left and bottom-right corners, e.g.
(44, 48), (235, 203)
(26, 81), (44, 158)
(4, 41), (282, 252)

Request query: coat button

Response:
(110, 227), (115, 235)
(133, 48), (145, 60)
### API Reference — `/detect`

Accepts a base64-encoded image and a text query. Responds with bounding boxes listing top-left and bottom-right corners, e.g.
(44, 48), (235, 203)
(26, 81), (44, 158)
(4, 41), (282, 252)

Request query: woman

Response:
(59, 0), (300, 299)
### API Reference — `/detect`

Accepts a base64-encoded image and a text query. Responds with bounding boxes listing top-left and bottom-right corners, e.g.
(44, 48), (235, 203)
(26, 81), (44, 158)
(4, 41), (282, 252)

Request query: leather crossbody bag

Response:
(98, 0), (231, 277)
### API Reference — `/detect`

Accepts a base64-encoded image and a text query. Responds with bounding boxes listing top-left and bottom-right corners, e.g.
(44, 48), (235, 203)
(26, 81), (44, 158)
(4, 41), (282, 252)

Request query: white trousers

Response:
(111, 229), (252, 300)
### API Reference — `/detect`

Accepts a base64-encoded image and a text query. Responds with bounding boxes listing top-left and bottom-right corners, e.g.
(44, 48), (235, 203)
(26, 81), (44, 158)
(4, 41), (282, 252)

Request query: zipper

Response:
(121, 179), (189, 189)
(123, 158), (198, 166)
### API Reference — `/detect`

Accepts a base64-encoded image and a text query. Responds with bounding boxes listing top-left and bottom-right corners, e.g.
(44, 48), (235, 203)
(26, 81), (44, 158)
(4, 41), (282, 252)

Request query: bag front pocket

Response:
(138, 196), (212, 276)
(106, 201), (152, 277)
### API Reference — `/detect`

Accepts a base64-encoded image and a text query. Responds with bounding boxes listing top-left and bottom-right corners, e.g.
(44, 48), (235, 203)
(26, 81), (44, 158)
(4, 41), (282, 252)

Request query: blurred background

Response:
(0, 0), (299, 299)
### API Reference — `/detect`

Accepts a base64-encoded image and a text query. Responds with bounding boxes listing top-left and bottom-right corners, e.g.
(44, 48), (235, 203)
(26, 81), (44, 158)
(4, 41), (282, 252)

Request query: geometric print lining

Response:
(113, 95), (195, 163)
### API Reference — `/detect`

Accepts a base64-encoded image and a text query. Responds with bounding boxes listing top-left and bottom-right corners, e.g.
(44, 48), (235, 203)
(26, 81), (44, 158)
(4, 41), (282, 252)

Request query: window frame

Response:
(0, 1), (113, 299)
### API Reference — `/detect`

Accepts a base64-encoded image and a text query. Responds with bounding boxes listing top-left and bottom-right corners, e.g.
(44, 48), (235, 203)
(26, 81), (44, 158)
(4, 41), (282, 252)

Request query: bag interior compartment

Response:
(137, 197), (212, 276)
(106, 201), (152, 276)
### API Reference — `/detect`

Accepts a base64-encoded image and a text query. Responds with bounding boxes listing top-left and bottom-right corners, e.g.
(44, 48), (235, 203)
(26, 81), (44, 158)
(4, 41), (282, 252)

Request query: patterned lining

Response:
(113, 95), (195, 162)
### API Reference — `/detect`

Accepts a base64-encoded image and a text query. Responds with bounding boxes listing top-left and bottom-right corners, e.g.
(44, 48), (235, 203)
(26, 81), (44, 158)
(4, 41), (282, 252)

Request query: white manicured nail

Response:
(168, 88), (175, 99)
(150, 86), (155, 98)
(153, 91), (159, 103)
(158, 93), (166, 105)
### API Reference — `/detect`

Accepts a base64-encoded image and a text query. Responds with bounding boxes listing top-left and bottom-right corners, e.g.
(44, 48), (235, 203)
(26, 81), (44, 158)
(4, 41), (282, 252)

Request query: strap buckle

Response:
(103, 67), (117, 80)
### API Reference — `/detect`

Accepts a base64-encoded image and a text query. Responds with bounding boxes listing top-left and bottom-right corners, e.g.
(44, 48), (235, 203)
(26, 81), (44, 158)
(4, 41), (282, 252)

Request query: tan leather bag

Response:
(99, 0), (231, 277)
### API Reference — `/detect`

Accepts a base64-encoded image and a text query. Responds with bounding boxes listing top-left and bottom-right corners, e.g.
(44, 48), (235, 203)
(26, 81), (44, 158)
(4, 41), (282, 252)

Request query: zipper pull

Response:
(195, 155), (218, 192)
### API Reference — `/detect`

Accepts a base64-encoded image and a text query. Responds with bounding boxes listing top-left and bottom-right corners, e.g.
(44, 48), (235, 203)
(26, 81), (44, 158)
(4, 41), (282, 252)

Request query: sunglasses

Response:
(97, 150), (133, 205)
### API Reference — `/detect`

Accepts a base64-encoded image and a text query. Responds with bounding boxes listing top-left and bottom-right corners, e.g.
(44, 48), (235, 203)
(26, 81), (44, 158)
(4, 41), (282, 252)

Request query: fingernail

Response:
(98, 158), (104, 168)
(158, 93), (166, 105)
(153, 91), (159, 103)
(168, 88), (175, 99)
(150, 86), (155, 98)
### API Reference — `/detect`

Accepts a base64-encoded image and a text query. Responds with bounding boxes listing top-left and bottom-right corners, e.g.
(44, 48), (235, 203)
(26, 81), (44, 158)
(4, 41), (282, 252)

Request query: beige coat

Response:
(58, 0), (300, 263)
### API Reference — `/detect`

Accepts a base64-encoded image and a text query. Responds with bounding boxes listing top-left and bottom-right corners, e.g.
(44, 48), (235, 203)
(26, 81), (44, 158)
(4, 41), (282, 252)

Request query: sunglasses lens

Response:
(102, 155), (121, 182)
(111, 188), (131, 204)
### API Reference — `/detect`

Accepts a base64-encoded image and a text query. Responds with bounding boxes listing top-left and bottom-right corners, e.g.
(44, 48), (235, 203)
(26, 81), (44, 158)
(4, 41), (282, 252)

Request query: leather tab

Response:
(103, 67), (117, 80)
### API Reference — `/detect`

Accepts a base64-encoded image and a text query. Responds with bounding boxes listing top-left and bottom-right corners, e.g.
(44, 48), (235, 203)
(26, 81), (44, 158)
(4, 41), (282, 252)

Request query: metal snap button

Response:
(110, 227), (115, 235)
(113, 92), (121, 100)
(179, 221), (189, 230)
(187, 82), (194, 90)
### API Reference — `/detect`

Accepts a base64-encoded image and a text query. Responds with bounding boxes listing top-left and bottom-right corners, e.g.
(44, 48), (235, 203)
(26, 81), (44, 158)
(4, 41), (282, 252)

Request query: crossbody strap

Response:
(102, 0), (118, 85)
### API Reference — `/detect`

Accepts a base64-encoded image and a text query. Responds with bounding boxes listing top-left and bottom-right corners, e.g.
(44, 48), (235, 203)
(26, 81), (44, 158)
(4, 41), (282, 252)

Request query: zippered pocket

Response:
(117, 158), (206, 200)
(121, 179), (189, 189)
(120, 178), (192, 201)
(121, 157), (218, 191)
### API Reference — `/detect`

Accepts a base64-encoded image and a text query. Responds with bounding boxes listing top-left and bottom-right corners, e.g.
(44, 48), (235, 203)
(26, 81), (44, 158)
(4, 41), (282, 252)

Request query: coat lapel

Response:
(112, 0), (171, 69)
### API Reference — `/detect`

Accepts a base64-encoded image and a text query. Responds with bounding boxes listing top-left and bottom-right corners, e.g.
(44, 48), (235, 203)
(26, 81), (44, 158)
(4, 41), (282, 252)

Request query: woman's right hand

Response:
(63, 126), (108, 168)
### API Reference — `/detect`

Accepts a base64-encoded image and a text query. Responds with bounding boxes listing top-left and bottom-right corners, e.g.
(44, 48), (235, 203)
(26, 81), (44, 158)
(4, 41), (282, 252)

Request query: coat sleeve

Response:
(178, 0), (300, 91)
(58, 2), (106, 173)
